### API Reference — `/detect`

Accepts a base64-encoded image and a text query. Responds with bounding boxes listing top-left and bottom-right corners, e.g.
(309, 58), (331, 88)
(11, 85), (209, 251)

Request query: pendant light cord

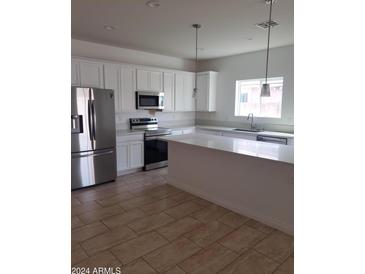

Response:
(195, 26), (198, 92)
(193, 24), (200, 95)
(265, 0), (273, 84)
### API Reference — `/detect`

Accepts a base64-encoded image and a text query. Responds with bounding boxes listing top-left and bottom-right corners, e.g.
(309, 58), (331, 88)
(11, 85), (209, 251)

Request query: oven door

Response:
(136, 91), (164, 110)
(144, 136), (168, 170)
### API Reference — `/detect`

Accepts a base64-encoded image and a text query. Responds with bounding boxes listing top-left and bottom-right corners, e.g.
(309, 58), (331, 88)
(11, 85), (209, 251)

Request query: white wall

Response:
(72, 39), (195, 71)
(197, 45), (294, 133)
(72, 39), (196, 129)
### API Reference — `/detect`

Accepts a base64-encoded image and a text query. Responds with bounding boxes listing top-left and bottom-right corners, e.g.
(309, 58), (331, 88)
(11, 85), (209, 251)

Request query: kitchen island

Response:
(160, 133), (294, 235)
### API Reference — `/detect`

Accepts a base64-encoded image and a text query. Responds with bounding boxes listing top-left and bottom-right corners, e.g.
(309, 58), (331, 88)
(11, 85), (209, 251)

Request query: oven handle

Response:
(145, 135), (170, 141)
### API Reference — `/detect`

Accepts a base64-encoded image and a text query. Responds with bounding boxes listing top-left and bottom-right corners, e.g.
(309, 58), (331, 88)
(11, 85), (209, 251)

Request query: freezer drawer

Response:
(71, 148), (117, 190)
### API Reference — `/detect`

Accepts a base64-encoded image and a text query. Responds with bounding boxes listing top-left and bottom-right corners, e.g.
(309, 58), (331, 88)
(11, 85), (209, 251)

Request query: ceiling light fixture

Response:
(104, 25), (115, 31)
(192, 24), (201, 98)
(146, 0), (160, 8)
(261, 0), (276, 97)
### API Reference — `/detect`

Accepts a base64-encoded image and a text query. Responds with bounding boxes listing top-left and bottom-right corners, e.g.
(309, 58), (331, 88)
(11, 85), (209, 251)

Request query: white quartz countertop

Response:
(160, 133), (294, 164)
(116, 125), (195, 136)
(116, 129), (144, 136)
(196, 125), (294, 138)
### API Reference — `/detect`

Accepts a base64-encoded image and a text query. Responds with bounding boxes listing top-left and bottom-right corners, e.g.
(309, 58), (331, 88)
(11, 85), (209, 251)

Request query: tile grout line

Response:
(253, 246), (293, 266)
(141, 257), (161, 273)
(72, 169), (293, 272)
(270, 255), (293, 273)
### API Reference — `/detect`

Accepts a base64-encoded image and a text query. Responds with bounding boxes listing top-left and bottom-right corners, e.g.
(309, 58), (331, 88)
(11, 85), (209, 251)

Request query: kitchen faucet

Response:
(247, 113), (254, 130)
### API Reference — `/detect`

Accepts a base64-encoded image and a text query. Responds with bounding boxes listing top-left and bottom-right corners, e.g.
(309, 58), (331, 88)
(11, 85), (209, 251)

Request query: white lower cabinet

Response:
(116, 143), (129, 171)
(129, 142), (144, 168)
(116, 135), (144, 173)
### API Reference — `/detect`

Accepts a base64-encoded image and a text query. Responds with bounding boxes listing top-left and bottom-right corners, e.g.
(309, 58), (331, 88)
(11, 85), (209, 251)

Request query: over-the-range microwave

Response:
(135, 91), (164, 110)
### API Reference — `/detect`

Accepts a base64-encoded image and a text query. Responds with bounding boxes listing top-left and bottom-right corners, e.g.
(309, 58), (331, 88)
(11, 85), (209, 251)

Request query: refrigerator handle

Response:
(91, 100), (96, 140)
(87, 100), (93, 142)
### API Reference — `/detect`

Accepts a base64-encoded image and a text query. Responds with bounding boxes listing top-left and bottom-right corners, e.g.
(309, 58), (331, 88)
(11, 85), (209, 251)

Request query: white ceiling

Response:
(71, 0), (293, 60)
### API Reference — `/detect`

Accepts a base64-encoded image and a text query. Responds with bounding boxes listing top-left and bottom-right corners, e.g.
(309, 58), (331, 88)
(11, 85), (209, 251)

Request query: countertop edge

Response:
(160, 134), (294, 165)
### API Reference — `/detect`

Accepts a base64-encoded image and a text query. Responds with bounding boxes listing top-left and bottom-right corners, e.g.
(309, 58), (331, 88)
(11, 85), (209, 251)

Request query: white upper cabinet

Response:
(197, 71), (217, 112)
(72, 57), (216, 114)
(136, 69), (149, 90)
(104, 63), (136, 113)
(136, 69), (163, 92)
(174, 73), (185, 112)
(71, 60), (80, 86)
(104, 63), (122, 112)
(150, 71), (163, 91)
(174, 72), (195, 112)
(184, 73), (195, 111)
(79, 60), (104, 88)
(163, 72), (174, 112)
(72, 58), (104, 88)
(120, 65), (136, 112)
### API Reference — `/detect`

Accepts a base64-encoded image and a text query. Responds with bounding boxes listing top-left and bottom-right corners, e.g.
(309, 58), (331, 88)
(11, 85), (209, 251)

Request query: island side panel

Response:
(167, 141), (294, 235)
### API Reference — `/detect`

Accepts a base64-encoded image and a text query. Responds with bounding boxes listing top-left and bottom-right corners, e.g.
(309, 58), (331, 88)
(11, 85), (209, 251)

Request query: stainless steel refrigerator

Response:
(71, 87), (117, 190)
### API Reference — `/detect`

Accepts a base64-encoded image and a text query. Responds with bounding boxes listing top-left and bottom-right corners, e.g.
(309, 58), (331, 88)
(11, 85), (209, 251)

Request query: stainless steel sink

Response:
(233, 128), (261, 133)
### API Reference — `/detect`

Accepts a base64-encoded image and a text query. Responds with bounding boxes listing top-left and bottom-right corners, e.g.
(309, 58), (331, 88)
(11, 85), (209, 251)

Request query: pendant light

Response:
(192, 24), (201, 97)
(261, 0), (274, 97)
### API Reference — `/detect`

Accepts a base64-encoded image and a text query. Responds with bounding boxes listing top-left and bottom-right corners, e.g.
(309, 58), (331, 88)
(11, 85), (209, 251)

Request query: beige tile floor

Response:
(72, 168), (294, 274)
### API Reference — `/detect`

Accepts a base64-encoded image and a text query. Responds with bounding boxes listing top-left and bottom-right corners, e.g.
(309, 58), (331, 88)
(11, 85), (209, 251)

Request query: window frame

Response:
(234, 77), (284, 118)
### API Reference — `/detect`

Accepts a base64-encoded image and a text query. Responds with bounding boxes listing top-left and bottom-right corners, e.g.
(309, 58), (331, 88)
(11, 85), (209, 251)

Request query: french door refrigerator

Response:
(71, 87), (117, 190)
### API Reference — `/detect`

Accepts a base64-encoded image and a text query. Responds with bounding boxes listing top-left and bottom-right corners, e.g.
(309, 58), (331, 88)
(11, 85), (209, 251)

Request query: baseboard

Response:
(168, 179), (294, 236)
(117, 167), (143, 176)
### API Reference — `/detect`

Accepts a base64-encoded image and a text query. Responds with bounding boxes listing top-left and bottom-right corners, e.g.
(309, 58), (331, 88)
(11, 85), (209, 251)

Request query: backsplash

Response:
(115, 111), (195, 130)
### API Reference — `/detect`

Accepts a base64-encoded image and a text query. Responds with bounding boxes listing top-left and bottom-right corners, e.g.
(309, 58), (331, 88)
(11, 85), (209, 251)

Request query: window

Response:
(234, 77), (284, 118)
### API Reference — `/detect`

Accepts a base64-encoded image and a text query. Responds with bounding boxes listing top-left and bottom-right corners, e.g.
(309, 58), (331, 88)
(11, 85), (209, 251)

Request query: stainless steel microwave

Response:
(136, 91), (164, 110)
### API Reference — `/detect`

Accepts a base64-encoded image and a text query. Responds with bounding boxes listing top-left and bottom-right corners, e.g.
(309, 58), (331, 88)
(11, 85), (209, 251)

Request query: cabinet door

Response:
(150, 71), (163, 91)
(174, 73), (185, 111)
(197, 74), (209, 111)
(117, 142), (129, 171)
(184, 73), (195, 111)
(129, 142), (144, 168)
(163, 72), (174, 112)
(71, 60), (80, 86)
(136, 69), (149, 91)
(79, 60), (104, 88)
(121, 66), (136, 112)
(104, 63), (122, 112)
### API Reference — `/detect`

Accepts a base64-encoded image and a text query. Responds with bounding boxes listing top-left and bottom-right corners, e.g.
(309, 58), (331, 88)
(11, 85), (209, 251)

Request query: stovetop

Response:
(129, 118), (171, 137)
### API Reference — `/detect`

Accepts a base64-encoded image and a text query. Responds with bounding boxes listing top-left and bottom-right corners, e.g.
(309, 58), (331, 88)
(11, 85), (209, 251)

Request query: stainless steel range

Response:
(129, 118), (171, 171)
